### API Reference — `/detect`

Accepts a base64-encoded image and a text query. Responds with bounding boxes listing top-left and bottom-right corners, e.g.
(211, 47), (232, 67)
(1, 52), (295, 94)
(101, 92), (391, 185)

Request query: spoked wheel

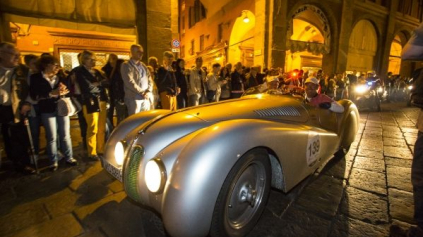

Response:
(210, 148), (271, 237)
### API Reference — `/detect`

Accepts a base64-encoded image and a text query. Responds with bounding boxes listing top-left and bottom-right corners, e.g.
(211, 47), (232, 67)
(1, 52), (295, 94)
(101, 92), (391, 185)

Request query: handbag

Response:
(57, 97), (79, 116)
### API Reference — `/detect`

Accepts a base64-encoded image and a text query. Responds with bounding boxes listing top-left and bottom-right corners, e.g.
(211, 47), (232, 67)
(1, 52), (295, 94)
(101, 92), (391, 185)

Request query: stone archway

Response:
(228, 10), (255, 66)
(285, 5), (331, 73)
(346, 20), (378, 73)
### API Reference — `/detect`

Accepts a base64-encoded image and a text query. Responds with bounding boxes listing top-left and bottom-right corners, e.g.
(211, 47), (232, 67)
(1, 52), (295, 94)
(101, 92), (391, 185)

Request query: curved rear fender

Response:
(337, 100), (360, 148)
(161, 119), (305, 237)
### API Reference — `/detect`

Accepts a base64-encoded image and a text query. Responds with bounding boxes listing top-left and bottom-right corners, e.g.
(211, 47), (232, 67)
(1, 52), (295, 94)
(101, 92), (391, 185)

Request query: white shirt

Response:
(129, 59), (149, 92)
(0, 66), (14, 105)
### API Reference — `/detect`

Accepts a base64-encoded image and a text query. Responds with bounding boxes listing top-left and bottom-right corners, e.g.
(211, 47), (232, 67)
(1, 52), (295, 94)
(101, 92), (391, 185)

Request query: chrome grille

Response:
(254, 107), (301, 117)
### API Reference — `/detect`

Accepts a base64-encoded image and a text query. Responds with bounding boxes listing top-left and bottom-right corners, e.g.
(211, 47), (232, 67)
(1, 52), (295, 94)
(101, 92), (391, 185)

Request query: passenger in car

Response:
(304, 77), (345, 113)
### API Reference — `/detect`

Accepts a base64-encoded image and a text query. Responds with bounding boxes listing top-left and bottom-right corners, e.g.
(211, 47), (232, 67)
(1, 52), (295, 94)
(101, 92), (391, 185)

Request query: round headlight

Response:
(145, 159), (167, 193)
(114, 141), (125, 166)
(355, 85), (368, 94)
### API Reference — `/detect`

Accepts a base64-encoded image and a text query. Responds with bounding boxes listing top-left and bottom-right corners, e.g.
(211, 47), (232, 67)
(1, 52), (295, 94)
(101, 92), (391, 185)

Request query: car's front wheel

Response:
(210, 148), (271, 237)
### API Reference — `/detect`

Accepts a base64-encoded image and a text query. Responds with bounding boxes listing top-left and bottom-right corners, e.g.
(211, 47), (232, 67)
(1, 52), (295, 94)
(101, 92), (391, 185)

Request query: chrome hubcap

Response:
(239, 184), (257, 207)
(226, 161), (266, 229)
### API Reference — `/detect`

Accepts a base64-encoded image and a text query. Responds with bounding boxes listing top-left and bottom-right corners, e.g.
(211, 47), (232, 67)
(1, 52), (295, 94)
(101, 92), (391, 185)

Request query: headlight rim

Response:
(145, 158), (167, 194)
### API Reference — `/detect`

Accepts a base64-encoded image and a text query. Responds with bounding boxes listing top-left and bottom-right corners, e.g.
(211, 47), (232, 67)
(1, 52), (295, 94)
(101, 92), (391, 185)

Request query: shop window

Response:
(181, 45), (185, 58)
(190, 39), (195, 55)
(181, 14), (185, 34)
(188, 0), (207, 28)
(58, 49), (129, 72)
(218, 23), (223, 43)
(200, 35), (204, 51)
(398, 0), (423, 20)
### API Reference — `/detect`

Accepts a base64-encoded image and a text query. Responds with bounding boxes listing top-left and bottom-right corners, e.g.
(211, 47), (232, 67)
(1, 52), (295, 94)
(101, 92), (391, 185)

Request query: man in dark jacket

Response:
(231, 62), (244, 98)
(391, 22), (423, 237)
(156, 51), (178, 111)
(0, 42), (33, 173)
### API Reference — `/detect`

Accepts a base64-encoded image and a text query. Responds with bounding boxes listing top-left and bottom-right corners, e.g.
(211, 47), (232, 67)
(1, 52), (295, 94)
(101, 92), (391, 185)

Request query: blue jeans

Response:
(413, 131), (423, 228)
(28, 104), (41, 155)
(41, 112), (73, 164)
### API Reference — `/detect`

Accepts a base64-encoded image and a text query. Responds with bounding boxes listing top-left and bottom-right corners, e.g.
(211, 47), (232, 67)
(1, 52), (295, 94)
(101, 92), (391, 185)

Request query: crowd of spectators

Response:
(0, 41), (401, 174)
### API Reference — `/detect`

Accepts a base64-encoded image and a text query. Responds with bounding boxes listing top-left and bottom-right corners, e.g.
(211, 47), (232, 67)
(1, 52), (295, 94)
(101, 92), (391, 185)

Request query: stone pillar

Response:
(267, 0), (288, 69)
(134, 0), (148, 63)
(253, 0), (268, 68)
(335, 0), (354, 74)
(0, 12), (12, 43)
(145, 0), (176, 63)
(134, 0), (176, 63)
(379, 0), (398, 77)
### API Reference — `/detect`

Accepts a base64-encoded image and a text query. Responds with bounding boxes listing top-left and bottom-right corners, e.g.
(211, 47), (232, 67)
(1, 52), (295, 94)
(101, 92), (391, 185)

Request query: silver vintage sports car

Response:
(102, 91), (359, 237)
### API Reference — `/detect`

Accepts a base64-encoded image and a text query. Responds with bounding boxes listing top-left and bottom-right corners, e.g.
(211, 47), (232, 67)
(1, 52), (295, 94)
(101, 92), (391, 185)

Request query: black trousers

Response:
(0, 105), (30, 167)
(413, 131), (423, 228)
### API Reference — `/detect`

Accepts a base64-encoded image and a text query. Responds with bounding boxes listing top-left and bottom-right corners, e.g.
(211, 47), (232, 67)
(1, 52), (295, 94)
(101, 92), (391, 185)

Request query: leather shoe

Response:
(50, 162), (58, 172)
(89, 155), (100, 161)
(66, 158), (78, 166)
(23, 165), (36, 174)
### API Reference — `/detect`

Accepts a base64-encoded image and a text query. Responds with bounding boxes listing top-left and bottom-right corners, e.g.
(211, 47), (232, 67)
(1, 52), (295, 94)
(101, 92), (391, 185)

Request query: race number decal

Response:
(306, 132), (320, 166)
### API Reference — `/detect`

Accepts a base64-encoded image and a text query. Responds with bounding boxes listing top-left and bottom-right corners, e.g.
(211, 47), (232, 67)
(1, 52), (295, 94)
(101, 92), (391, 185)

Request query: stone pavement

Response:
(0, 102), (418, 237)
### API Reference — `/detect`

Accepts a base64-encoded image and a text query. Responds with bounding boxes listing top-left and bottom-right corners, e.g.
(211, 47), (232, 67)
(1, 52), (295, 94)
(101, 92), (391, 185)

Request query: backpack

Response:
(410, 68), (423, 108)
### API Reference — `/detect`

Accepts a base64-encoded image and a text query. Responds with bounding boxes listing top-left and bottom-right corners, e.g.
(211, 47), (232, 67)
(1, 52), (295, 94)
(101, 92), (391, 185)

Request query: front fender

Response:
(104, 110), (170, 166)
(161, 119), (299, 237)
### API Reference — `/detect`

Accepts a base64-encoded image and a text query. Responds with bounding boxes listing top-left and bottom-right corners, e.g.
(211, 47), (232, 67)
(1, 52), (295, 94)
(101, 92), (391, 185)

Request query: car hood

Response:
(127, 95), (309, 157)
(181, 94), (308, 123)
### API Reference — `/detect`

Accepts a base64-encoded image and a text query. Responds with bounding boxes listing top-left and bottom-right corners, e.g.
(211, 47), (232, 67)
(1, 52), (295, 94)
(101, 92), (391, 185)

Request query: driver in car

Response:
(304, 77), (345, 113)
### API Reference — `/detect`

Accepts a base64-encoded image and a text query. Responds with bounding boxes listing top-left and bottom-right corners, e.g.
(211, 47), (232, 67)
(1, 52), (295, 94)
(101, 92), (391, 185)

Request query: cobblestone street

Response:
(0, 102), (418, 237)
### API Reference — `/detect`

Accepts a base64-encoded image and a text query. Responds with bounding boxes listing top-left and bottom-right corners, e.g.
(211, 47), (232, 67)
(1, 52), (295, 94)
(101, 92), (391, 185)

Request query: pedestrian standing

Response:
(175, 59), (188, 109)
(29, 55), (77, 171)
(156, 51), (178, 110)
(391, 21), (423, 237)
(231, 62), (244, 98)
(0, 42), (34, 173)
(121, 44), (153, 115)
(188, 57), (206, 106)
(24, 54), (41, 163)
(102, 54), (127, 125)
(74, 50), (109, 160)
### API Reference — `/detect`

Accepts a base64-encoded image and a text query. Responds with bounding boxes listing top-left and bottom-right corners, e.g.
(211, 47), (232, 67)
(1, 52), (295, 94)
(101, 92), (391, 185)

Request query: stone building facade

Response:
(0, 0), (179, 65)
(180, 0), (423, 77)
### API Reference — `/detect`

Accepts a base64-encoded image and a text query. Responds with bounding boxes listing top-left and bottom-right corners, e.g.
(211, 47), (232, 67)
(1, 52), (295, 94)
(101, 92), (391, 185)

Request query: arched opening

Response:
(346, 20), (378, 73)
(388, 35), (402, 75)
(285, 5), (331, 73)
(228, 10), (255, 66)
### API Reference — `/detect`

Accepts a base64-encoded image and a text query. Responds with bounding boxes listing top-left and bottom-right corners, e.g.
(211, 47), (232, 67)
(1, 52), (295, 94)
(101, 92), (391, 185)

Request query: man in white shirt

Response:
(121, 44), (153, 115)
(188, 57), (206, 106)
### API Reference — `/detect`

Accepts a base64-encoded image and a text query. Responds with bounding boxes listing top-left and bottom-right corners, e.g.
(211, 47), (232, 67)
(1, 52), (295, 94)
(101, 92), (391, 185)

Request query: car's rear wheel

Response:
(210, 148), (271, 237)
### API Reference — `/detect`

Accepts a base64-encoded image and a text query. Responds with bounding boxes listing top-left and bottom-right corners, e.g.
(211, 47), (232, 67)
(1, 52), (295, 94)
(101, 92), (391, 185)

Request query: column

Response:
(267, 0), (288, 69)
(0, 12), (12, 43)
(335, 0), (355, 74)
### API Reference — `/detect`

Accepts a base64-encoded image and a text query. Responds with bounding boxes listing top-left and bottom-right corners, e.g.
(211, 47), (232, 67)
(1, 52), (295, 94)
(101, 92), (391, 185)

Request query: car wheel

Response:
(210, 148), (271, 237)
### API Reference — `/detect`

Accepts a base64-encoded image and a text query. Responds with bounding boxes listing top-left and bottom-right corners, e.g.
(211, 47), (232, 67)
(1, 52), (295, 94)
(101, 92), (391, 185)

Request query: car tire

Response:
(210, 148), (271, 237)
